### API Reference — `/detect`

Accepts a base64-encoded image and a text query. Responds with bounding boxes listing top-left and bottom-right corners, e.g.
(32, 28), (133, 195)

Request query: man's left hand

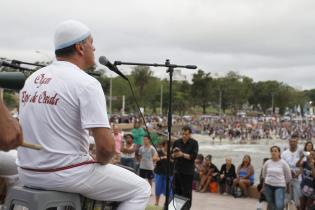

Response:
(173, 151), (184, 158)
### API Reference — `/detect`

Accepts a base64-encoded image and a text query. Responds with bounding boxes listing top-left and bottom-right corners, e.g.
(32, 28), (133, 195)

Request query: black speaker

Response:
(168, 194), (190, 210)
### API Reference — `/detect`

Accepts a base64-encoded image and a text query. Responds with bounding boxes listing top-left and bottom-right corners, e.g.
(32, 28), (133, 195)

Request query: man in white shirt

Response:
(281, 133), (302, 210)
(17, 20), (150, 210)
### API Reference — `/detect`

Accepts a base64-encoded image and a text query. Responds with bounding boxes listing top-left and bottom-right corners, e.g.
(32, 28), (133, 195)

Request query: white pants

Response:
(18, 163), (151, 210)
(0, 151), (18, 176)
(288, 178), (301, 207)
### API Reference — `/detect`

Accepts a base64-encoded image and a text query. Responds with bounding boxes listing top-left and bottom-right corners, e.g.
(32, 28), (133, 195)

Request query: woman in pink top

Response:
(112, 124), (123, 164)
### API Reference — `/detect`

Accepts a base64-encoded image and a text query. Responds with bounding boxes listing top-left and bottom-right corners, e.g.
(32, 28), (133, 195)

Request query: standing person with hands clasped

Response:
(138, 135), (158, 188)
(172, 126), (199, 210)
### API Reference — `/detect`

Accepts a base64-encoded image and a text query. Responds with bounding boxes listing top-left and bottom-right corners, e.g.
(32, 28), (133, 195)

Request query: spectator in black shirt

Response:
(172, 126), (199, 210)
(219, 157), (236, 194)
(154, 141), (173, 206)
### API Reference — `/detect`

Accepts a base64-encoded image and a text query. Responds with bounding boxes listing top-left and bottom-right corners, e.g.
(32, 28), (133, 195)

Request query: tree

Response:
(173, 80), (192, 115)
(191, 70), (214, 114)
(3, 90), (18, 109)
(217, 71), (253, 114)
(130, 66), (153, 107)
(249, 81), (281, 113)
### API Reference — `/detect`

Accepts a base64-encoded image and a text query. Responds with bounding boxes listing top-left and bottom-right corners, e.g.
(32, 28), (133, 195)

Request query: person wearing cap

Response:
(281, 133), (302, 210)
(17, 20), (150, 210)
(0, 100), (23, 151)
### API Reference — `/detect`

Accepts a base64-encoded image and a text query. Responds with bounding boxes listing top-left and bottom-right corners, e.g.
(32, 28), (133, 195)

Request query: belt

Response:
(20, 160), (99, 172)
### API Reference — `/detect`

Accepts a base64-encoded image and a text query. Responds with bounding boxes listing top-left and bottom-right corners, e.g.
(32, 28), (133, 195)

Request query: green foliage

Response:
(191, 70), (215, 114)
(0, 57), (312, 116)
(131, 66), (153, 107)
(3, 91), (18, 108)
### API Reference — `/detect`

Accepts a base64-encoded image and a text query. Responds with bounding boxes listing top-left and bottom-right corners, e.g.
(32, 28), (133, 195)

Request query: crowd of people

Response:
(134, 114), (315, 144)
(97, 123), (197, 209)
(96, 119), (315, 210)
(190, 133), (315, 210)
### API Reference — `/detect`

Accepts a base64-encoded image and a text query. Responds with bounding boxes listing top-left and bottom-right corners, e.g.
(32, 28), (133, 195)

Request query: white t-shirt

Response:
(262, 159), (292, 187)
(120, 141), (135, 159)
(17, 61), (110, 169)
(138, 145), (157, 170)
(281, 148), (302, 177)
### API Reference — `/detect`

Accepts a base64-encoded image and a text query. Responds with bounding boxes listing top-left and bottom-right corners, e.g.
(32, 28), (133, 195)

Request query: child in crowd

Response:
(154, 141), (173, 206)
(138, 135), (158, 188)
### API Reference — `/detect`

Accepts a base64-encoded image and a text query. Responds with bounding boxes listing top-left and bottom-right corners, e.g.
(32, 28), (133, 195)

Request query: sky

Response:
(1, 0), (315, 89)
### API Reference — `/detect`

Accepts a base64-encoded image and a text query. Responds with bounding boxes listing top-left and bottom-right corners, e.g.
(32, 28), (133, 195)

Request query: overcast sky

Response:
(1, 0), (315, 89)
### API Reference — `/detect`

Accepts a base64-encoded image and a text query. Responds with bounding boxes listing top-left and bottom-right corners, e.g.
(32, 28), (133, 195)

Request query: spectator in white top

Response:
(281, 133), (302, 210)
(263, 146), (292, 210)
(296, 141), (314, 167)
(120, 134), (136, 169)
(17, 20), (150, 210)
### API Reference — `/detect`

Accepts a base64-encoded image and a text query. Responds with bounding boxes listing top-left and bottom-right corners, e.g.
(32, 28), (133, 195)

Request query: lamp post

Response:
(160, 84), (163, 116)
(271, 93), (274, 115)
(219, 89), (222, 117)
(109, 76), (112, 115)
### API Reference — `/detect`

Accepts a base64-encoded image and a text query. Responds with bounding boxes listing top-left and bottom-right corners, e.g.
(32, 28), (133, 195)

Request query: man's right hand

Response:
(0, 118), (23, 151)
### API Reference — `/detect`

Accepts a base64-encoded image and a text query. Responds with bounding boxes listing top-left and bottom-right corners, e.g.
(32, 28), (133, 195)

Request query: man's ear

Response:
(75, 43), (85, 56)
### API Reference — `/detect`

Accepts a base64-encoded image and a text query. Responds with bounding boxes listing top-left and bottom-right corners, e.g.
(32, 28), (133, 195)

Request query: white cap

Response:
(54, 20), (91, 50)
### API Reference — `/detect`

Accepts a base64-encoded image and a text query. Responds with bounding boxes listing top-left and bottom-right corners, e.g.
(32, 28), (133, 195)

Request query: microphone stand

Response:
(1, 59), (101, 76)
(12, 59), (46, 67)
(114, 59), (197, 210)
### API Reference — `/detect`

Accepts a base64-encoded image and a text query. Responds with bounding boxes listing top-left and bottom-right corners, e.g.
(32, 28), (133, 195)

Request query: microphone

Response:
(185, 65), (197, 69)
(99, 56), (128, 81)
(0, 60), (32, 71)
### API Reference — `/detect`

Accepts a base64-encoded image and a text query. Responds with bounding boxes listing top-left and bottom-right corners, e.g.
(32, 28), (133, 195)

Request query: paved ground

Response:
(149, 191), (258, 210)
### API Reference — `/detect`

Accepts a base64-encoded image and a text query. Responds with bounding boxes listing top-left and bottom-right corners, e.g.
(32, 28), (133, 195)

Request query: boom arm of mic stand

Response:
(12, 60), (46, 67)
(114, 61), (197, 69)
(111, 58), (197, 210)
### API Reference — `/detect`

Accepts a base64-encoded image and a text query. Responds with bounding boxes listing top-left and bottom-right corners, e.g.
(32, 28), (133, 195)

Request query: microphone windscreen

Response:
(0, 72), (26, 90)
(98, 56), (109, 66)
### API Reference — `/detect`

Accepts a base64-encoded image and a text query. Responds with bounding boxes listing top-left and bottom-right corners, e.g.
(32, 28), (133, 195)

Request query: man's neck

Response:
(182, 138), (189, 144)
(57, 56), (86, 70)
